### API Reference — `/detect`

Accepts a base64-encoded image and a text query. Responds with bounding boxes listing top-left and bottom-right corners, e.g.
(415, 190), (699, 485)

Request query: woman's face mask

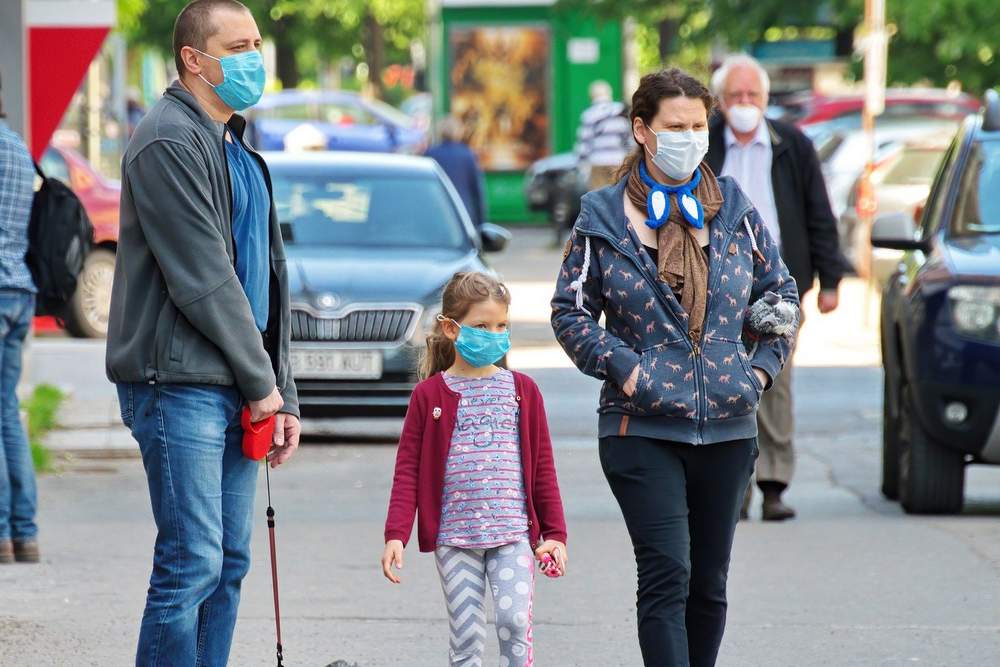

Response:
(440, 316), (511, 368)
(642, 122), (709, 181)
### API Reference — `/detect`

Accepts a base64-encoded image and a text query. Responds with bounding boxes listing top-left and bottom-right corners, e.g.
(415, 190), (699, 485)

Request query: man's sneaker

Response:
(0, 539), (13, 564)
(13, 539), (39, 563)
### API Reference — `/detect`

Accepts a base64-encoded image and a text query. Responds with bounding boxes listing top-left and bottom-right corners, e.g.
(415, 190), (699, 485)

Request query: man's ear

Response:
(179, 46), (204, 76)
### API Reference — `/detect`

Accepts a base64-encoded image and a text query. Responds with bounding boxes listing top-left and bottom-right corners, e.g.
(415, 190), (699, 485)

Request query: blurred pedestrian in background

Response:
(425, 116), (486, 229)
(0, 77), (41, 565)
(575, 80), (633, 190)
(707, 54), (843, 522)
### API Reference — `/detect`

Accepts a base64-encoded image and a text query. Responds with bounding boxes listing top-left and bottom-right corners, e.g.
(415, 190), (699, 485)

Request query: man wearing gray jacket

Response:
(105, 1), (299, 664)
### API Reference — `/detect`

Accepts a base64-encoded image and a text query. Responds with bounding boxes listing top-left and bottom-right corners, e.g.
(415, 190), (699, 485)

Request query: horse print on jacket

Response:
(551, 176), (799, 439)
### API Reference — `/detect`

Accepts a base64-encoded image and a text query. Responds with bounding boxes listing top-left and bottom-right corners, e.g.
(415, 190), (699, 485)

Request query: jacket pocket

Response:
(630, 341), (696, 418)
(703, 339), (759, 419)
(169, 313), (185, 362)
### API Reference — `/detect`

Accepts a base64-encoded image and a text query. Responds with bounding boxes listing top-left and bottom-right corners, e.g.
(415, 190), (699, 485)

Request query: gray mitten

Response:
(745, 291), (799, 338)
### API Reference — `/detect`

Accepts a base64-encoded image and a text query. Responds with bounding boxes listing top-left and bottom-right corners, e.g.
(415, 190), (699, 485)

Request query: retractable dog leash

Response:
(242, 408), (285, 666)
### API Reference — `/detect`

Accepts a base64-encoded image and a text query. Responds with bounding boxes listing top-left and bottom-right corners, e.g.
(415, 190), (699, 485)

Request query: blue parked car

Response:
(247, 90), (427, 153)
(874, 90), (1000, 513)
(263, 151), (510, 417)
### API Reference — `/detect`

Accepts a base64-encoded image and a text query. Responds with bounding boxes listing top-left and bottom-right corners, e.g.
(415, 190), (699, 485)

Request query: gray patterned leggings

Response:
(435, 540), (535, 667)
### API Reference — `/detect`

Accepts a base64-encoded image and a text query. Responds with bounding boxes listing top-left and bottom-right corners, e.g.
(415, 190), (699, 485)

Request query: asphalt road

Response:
(4, 229), (1000, 665)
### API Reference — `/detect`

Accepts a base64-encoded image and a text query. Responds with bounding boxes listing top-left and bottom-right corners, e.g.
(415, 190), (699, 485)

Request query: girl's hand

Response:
(534, 540), (568, 574)
(382, 540), (404, 584)
(753, 368), (769, 389)
(623, 364), (640, 397)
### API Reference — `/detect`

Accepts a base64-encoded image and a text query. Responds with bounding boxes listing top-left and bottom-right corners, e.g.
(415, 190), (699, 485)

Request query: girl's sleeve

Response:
(746, 209), (800, 388)
(384, 388), (425, 545)
(550, 223), (639, 387)
(530, 382), (568, 545)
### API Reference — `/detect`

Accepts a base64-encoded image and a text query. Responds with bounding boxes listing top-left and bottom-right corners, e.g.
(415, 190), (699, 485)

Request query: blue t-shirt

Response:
(224, 135), (270, 331)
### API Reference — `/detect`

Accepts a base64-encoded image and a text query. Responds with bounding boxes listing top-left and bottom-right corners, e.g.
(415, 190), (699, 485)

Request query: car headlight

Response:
(949, 285), (1000, 340)
(411, 306), (442, 344)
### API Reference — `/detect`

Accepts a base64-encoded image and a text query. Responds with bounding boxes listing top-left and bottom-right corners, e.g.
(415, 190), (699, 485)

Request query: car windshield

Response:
(270, 166), (468, 249)
(952, 140), (1000, 235)
(880, 148), (945, 186)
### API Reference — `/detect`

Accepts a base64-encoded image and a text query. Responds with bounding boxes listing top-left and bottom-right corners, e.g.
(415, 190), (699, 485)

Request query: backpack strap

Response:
(33, 161), (46, 181)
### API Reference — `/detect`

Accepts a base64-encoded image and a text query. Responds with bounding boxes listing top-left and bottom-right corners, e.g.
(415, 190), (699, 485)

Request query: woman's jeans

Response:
(118, 382), (257, 667)
(0, 290), (36, 542)
(600, 435), (757, 667)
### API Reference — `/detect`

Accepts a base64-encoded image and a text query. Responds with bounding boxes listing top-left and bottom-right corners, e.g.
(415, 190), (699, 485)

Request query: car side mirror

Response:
(871, 211), (928, 252)
(480, 222), (511, 254)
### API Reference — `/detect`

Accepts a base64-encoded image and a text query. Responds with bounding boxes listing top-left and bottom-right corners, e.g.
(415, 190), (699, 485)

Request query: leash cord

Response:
(265, 462), (284, 666)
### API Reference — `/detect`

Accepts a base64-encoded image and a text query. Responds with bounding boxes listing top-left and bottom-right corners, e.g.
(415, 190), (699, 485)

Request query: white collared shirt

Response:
(721, 120), (781, 246)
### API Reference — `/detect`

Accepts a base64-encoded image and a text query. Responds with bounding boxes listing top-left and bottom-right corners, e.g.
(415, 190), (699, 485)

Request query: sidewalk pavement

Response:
(31, 226), (881, 460)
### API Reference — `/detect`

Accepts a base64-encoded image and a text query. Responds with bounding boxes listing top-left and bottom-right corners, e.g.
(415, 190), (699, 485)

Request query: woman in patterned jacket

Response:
(551, 68), (799, 666)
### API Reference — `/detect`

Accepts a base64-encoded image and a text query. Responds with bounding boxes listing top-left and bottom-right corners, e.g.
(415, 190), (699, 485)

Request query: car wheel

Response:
(64, 248), (115, 339)
(880, 365), (901, 500)
(898, 380), (965, 514)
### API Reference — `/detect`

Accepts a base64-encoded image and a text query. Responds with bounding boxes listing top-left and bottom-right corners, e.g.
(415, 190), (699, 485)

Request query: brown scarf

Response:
(626, 160), (724, 345)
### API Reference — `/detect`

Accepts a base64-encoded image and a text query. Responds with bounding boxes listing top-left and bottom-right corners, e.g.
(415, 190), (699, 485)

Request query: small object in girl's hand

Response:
(539, 553), (563, 578)
(241, 407), (275, 461)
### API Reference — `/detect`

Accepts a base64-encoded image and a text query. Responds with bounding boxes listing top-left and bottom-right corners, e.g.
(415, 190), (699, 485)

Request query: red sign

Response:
(26, 0), (116, 159)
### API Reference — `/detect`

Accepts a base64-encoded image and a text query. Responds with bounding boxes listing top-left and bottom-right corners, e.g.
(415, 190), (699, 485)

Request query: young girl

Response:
(382, 272), (568, 667)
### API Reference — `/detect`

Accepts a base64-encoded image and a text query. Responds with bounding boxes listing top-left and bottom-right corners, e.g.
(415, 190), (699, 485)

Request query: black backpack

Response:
(27, 162), (94, 317)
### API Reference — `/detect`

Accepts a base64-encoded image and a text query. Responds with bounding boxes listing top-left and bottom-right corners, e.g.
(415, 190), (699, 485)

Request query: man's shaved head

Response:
(172, 0), (250, 74)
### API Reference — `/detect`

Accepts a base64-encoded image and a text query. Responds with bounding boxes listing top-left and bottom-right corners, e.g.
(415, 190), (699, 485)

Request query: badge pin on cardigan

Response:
(241, 407), (286, 667)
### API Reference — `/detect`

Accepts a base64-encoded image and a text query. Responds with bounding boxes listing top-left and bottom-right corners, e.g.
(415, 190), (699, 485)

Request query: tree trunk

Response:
(363, 10), (385, 98)
(657, 15), (681, 63)
(271, 16), (300, 89)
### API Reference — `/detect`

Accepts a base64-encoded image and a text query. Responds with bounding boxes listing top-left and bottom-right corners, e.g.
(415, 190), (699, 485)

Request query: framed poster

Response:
(448, 25), (550, 171)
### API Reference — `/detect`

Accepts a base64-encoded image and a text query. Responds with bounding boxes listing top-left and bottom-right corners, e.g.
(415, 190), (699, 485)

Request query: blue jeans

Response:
(0, 290), (36, 541)
(118, 382), (258, 667)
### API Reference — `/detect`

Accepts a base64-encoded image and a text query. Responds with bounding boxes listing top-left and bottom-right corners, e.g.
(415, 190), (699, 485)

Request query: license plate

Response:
(290, 349), (382, 379)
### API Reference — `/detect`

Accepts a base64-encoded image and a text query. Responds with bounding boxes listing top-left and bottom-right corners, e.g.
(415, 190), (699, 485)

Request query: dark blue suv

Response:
(874, 90), (1000, 514)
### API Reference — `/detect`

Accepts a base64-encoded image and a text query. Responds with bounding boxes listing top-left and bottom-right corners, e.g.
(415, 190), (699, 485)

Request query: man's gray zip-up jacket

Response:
(106, 81), (298, 416)
(551, 175), (797, 444)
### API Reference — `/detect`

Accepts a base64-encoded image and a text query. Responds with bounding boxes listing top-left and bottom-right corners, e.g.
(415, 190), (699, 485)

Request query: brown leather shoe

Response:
(13, 539), (39, 563)
(0, 539), (12, 564)
(761, 497), (796, 522)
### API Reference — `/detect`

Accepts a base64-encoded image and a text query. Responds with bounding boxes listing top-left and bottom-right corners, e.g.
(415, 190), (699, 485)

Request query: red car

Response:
(39, 145), (119, 337)
(783, 88), (981, 127)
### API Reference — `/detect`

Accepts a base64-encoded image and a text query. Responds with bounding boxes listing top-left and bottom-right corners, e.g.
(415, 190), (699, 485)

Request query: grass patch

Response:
(24, 384), (65, 472)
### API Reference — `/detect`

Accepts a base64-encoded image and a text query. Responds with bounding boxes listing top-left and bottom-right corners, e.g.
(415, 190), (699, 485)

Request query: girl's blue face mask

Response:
(193, 48), (266, 111)
(440, 315), (511, 368)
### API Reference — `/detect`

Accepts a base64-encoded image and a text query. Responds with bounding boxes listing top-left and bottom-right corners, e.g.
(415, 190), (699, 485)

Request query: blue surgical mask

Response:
(193, 48), (266, 111)
(441, 316), (511, 368)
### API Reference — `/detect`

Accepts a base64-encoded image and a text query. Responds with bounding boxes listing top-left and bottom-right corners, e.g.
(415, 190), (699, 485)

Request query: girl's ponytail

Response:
(418, 272), (511, 380)
(419, 320), (456, 380)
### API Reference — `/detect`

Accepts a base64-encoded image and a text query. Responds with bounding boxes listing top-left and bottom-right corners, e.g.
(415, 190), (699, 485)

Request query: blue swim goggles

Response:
(638, 160), (705, 230)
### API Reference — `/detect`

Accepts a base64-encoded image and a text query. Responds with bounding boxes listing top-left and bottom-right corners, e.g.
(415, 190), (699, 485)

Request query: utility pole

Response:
(857, 0), (886, 322)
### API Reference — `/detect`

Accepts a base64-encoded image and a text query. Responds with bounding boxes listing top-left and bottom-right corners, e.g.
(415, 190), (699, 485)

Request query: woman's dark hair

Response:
(616, 68), (715, 180)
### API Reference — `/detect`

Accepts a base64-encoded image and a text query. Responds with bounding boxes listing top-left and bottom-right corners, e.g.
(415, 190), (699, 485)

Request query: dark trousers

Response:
(599, 436), (757, 667)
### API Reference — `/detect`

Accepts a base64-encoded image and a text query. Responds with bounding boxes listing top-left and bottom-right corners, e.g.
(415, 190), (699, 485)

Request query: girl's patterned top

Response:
(437, 369), (529, 548)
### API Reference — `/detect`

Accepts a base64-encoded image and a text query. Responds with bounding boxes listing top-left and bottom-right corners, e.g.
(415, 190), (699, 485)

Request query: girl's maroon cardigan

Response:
(384, 370), (568, 553)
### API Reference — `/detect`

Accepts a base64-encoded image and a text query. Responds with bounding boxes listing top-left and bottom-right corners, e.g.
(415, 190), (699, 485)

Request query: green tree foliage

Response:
(116, 0), (425, 93)
(557, 0), (998, 94)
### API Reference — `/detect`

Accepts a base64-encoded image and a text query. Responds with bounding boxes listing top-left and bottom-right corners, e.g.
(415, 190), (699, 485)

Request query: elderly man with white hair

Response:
(706, 54), (843, 522)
